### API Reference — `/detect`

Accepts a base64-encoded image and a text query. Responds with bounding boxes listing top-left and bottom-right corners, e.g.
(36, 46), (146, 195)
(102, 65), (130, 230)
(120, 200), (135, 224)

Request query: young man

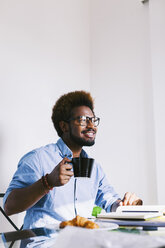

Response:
(4, 91), (142, 229)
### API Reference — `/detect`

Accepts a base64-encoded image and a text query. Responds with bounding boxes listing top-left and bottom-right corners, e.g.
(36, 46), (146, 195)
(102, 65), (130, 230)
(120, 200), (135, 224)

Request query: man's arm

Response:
(4, 179), (46, 215)
(4, 157), (73, 216)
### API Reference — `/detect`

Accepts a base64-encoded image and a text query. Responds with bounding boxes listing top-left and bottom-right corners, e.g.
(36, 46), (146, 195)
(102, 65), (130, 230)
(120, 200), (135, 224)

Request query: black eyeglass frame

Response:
(67, 115), (100, 127)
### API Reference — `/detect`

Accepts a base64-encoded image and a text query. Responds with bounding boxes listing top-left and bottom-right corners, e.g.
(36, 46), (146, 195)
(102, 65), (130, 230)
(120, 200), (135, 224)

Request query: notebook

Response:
(97, 205), (165, 220)
(97, 212), (161, 220)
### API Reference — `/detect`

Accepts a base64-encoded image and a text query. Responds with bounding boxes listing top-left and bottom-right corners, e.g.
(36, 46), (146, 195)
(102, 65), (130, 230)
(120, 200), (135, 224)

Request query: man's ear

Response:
(59, 121), (69, 133)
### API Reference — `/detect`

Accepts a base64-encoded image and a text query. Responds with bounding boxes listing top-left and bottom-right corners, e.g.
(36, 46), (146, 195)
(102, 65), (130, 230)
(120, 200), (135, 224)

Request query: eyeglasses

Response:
(68, 116), (100, 127)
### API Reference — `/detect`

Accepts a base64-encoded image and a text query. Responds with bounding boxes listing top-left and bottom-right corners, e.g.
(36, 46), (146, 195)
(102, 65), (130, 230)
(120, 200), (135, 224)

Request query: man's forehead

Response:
(71, 106), (94, 117)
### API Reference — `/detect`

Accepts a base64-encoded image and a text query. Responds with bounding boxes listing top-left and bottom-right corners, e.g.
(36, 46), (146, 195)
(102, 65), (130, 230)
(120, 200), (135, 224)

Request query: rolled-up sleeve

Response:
(3, 150), (42, 207)
(95, 164), (120, 212)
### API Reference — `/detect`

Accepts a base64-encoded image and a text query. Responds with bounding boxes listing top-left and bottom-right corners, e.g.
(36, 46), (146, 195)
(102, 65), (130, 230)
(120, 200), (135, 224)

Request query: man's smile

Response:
(82, 129), (96, 138)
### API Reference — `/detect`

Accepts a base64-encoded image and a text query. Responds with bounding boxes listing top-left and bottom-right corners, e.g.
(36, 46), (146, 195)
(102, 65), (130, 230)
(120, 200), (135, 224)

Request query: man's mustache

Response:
(82, 128), (96, 134)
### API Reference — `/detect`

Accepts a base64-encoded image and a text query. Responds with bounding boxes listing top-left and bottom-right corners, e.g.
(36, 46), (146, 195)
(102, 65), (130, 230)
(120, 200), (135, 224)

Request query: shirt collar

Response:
(56, 138), (88, 159)
(57, 138), (72, 159)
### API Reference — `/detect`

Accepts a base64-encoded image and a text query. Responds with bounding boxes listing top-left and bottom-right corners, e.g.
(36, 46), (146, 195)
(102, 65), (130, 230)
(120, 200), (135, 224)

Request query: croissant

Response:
(60, 215), (99, 229)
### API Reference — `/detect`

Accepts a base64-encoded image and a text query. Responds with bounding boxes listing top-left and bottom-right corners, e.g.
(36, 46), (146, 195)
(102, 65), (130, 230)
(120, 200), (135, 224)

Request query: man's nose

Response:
(86, 120), (95, 128)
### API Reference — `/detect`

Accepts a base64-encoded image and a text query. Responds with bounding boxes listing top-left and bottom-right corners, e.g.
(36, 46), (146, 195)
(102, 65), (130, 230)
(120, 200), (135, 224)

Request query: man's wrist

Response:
(41, 174), (53, 193)
(111, 199), (121, 212)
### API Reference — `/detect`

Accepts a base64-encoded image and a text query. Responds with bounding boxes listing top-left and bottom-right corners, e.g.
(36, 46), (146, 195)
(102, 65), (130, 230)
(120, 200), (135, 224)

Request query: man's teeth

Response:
(85, 132), (94, 137)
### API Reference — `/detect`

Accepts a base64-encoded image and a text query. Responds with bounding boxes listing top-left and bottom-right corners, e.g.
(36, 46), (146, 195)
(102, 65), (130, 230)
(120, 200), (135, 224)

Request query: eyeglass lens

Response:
(79, 116), (99, 127)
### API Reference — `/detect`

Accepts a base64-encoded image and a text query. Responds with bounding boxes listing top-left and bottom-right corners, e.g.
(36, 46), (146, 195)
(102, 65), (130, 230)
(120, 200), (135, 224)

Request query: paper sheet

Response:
(51, 226), (165, 248)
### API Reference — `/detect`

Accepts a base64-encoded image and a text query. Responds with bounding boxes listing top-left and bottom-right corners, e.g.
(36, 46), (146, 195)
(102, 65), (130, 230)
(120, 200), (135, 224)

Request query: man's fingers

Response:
(122, 192), (143, 206)
(127, 192), (136, 205)
(133, 199), (143, 205)
(59, 157), (73, 173)
(61, 157), (72, 164)
(63, 170), (74, 176)
(50, 157), (73, 186)
(59, 158), (74, 182)
(64, 163), (72, 170)
(122, 192), (132, 205)
(60, 175), (72, 181)
(61, 162), (73, 176)
(59, 173), (74, 185)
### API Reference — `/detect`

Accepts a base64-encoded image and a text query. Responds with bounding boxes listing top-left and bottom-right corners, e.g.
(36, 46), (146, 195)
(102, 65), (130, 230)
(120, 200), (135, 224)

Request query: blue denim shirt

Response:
(4, 138), (120, 229)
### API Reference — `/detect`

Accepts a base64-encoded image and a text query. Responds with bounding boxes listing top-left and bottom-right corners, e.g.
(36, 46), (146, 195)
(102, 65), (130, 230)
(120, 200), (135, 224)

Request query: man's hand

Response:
(111, 192), (143, 212)
(119, 192), (143, 206)
(48, 157), (74, 187)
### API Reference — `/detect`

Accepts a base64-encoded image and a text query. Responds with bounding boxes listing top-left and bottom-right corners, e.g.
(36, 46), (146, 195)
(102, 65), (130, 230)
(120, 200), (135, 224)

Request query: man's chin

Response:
(83, 139), (95, 146)
(70, 133), (95, 147)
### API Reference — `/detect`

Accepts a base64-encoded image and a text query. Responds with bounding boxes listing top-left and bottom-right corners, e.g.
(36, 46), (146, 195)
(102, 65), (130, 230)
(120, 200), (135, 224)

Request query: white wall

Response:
(89, 0), (165, 205)
(0, 0), (165, 232)
(90, 0), (158, 204)
(149, 0), (165, 204)
(0, 0), (90, 231)
(0, 0), (90, 191)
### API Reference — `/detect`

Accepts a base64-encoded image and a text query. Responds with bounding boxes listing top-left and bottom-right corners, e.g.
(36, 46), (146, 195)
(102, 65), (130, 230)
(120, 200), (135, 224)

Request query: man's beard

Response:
(69, 128), (95, 147)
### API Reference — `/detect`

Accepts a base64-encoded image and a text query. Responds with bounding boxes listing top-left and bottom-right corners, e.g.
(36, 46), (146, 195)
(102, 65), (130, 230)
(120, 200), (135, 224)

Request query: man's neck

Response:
(72, 151), (81, 158)
(62, 137), (82, 158)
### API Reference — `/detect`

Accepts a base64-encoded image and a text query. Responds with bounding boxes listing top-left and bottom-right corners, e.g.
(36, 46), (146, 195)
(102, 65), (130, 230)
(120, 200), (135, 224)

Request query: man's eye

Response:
(80, 118), (86, 121)
(80, 119), (85, 122)
(78, 118), (83, 122)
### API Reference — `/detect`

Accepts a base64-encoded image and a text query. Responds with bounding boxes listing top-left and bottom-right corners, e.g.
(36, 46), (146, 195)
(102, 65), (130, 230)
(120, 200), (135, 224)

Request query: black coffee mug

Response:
(72, 157), (94, 178)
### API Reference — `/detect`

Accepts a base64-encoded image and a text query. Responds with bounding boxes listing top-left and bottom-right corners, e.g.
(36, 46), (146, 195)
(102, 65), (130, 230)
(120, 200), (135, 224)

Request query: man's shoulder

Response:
(37, 142), (58, 153)
(19, 142), (59, 163)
